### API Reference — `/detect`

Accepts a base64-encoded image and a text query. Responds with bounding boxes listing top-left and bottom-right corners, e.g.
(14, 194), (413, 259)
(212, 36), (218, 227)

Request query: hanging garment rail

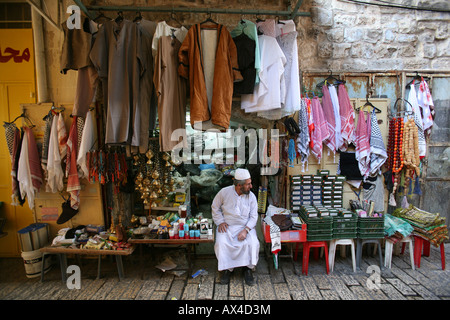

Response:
(73, 0), (310, 20)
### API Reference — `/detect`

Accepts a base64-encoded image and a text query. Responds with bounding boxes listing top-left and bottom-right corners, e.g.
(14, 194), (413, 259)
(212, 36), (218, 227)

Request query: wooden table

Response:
(128, 236), (214, 278)
(39, 245), (135, 282)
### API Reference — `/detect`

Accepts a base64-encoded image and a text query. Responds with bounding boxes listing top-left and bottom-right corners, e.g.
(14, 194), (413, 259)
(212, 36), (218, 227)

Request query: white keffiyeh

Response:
(369, 109), (387, 177)
(46, 114), (64, 193)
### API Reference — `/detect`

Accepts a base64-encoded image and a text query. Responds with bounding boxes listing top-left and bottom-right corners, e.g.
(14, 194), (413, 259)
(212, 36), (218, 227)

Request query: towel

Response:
(18, 127), (43, 209)
(57, 112), (68, 161)
(321, 85), (336, 155)
(369, 109), (387, 176)
(417, 79), (434, 132)
(329, 85), (342, 154)
(77, 110), (95, 179)
(407, 84), (426, 158)
(41, 111), (54, 172)
(337, 84), (355, 151)
(355, 110), (370, 178)
(66, 116), (80, 210)
(11, 127), (24, 206)
(46, 114), (64, 193)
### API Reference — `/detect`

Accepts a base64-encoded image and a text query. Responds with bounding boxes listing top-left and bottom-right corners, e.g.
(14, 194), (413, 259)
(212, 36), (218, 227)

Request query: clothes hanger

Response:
(200, 12), (218, 28)
(93, 11), (111, 22)
(405, 71), (430, 88)
(167, 11), (183, 28)
(357, 96), (382, 113)
(115, 11), (124, 23)
(4, 112), (35, 128)
(316, 70), (346, 88)
(133, 11), (142, 22)
(255, 13), (265, 23)
(276, 16), (285, 25)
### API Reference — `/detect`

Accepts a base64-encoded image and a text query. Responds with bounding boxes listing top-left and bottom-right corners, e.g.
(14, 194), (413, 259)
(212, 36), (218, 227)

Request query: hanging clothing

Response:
(329, 85), (342, 152)
(241, 35), (286, 116)
(211, 186), (259, 271)
(310, 96), (329, 162)
(363, 174), (385, 213)
(66, 117), (80, 210)
(10, 126), (25, 206)
(90, 19), (142, 145)
(178, 23), (242, 131)
(232, 33), (256, 94)
(41, 111), (54, 173)
(355, 110), (370, 178)
(57, 112), (68, 161)
(337, 83), (355, 151)
(231, 19), (260, 85)
(369, 109), (387, 177)
(321, 85), (337, 154)
(417, 79), (434, 132)
(46, 114), (64, 193)
(152, 21), (188, 58)
(154, 35), (187, 152)
(136, 19), (158, 152)
(18, 127), (43, 210)
(77, 110), (95, 179)
(296, 98), (310, 170)
(407, 84), (426, 158)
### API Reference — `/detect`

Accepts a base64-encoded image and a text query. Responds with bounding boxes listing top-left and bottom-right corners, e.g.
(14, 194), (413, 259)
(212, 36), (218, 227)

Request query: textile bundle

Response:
(393, 205), (449, 247)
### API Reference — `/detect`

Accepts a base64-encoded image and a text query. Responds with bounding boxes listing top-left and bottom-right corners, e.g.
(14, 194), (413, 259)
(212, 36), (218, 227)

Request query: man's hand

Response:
(237, 228), (248, 241)
(218, 222), (229, 233)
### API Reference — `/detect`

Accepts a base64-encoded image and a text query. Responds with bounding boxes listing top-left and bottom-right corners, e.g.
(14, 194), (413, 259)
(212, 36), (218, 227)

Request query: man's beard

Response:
(241, 188), (250, 195)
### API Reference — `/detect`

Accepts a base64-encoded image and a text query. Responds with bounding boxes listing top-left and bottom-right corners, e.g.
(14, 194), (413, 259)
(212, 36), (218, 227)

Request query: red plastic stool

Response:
(410, 236), (446, 270)
(302, 241), (329, 275)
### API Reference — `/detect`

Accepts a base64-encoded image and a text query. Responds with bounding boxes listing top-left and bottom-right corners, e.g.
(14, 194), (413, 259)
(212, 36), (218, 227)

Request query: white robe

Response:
(211, 185), (259, 271)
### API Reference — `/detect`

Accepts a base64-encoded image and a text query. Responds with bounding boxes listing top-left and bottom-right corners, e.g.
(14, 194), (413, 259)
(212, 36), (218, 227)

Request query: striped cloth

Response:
(337, 84), (355, 151)
(310, 96), (329, 162)
(321, 85), (336, 154)
(66, 116), (80, 210)
(369, 109), (387, 176)
(355, 110), (370, 178)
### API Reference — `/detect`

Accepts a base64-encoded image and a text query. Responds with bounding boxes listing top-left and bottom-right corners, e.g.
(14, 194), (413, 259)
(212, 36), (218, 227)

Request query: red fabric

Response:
(321, 85), (336, 154)
(337, 84), (355, 151)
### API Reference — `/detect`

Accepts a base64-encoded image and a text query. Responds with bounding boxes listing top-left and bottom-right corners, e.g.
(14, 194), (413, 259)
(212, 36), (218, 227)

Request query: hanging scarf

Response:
(18, 127), (43, 210)
(329, 85), (342, 154)
(46, 114), (64, 193)
(41, 111), (54, 172)
(407, 84), (426, 158)
(369, 109), (387, 177)
(77, 110), (95, 179)
(337, 83), (355, 151)
(417, 78), (434, 132)
(296, 98), (310, 171)
(321, 84), (336, 155)
(355, 110), (370, 178)
(57, 112), (68, 161)
(66, 116), (80, 210)
(263, 215), (281, 255)
(310, 96), (328, 162)
(3, 122), (17, 160)
(11, 127), (25, 206)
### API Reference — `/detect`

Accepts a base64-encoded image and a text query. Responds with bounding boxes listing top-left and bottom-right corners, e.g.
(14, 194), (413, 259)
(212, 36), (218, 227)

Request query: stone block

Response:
(344, 28), (363, 42)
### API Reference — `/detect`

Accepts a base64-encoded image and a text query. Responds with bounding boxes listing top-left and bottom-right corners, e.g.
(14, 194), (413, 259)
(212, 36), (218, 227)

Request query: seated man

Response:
(211, 168), (259, 286)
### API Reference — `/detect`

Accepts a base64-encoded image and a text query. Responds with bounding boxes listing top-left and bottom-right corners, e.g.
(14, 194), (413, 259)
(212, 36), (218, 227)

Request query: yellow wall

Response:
(0, 29), (37, 256)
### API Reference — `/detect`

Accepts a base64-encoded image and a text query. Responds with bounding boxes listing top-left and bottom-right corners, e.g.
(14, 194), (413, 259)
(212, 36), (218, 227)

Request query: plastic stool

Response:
(412, 236), (445, 270)
(329, 239), (356, 272)
(302, 241), (329, 275)
(385, 236), (415, 270)
(356, 238), (383, 270)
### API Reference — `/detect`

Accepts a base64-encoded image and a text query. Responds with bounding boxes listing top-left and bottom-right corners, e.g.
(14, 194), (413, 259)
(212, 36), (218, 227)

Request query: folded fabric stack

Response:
(384, 213), (414, 245)
(393, 205), (449, 247)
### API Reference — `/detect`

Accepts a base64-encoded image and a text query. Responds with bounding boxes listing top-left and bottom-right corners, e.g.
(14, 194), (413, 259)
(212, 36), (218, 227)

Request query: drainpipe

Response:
(31, 1), (49, 103)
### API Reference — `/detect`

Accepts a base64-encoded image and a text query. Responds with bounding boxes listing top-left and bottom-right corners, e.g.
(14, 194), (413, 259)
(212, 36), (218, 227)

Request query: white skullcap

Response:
(234, 168), (251, 180)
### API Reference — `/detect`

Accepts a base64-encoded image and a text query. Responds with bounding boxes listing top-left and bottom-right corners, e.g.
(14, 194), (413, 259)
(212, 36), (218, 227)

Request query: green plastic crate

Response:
(357, 216), (384, 229)
(333, 214), (358, 230)
(307, 230), (333, 241)
(332, 227), (357, 239)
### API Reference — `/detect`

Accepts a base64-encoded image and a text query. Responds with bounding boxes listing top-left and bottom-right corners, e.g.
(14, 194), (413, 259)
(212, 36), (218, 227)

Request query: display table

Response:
(39, 245), (135, 282)
(261, 218), (307, 271)
(128, 236), (214, 278)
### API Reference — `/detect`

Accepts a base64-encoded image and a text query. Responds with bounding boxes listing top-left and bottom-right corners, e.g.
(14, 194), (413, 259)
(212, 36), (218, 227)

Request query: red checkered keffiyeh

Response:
(66, 116), (80, 210)
(321, 85), (336, 154)
(337, 84), (355, 151)
(355, 110), (371, 178)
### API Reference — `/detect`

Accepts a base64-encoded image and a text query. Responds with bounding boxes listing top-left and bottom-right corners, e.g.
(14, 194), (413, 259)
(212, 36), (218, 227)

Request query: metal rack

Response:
(73, 0), (310, 20)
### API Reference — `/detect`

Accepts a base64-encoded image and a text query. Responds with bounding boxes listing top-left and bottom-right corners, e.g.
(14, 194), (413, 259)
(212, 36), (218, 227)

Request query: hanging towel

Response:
(321, 85), (336, 154)
(41, 111), (54, 172)
(3, 122), (17, 160)
(66, 116), (80, 210)
(18, 127), (43, 210)
(337, 83), (355, 151)
(46, 115), (64, 193)
(369, 109), (387, 177)
(57, 112), (68, 161)
(417, 79), (434, 132)
(329, 85), (342, 152)
(355, 110), (370, 178)
(407, 84), (426, 158)
(77, 110), (95, 179)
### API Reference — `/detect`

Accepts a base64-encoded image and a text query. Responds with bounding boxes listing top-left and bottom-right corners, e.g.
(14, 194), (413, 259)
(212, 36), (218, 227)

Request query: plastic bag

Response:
(384, 214), (414, 238)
